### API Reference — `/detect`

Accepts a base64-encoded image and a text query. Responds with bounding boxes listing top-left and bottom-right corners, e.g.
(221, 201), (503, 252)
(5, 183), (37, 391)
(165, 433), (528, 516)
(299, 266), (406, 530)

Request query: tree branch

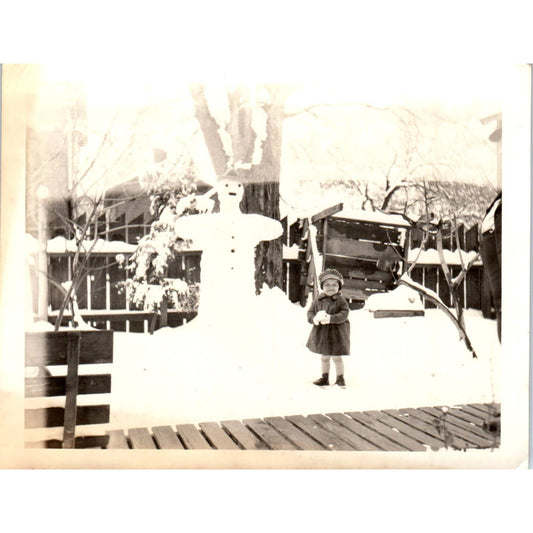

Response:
(189, 83), (229, 175)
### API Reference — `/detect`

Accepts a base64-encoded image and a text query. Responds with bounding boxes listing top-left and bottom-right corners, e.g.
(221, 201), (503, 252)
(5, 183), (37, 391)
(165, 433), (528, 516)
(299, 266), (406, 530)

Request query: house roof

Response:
(331, 208), (413, 228)
(105, 174), (212, 200)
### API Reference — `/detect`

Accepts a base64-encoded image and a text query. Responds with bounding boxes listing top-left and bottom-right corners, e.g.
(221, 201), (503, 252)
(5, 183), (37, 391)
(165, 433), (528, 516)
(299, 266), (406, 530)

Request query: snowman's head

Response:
(216, 170), (245, 213)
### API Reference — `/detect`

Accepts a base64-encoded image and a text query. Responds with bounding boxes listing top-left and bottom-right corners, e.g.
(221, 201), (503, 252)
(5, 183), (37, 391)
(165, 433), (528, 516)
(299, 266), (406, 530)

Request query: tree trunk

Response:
(190, 83), (288, 292)
(242, 180), (283, 292)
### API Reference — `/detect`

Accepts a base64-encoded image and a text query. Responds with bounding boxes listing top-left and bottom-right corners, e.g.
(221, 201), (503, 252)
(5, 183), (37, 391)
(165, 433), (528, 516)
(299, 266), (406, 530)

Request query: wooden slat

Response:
(106, 429), (130, 449)
(128, 428), (157, 449)
(327, 237), (402, 261)
(400, 408), (494, 448)
(469, 403), (500, 416)
(346, 268), (395, 283)
(50, 310), (198, 327)
(25, 405), (110, 429)
(25, 435), (110, 449)
(25, 374), (112, 398)
(264, 416), (325, 451)
(220, 420), (270, 450)
(73, 435), (110, 449)
(327, 217), (402, 244)
(383, 409), (470, 450)
(176, 424), (212, 450)
(63, 333), (81, 448)
(152, 426), (184, 450)
(310, 203), (343, 223)
(373, 310), (425, 318)
(324, 255), (385, 274)
(199, 422), (240, 450)
(439, 406), (487, 427)
(459, 404), (501, 428)
(341, 288), (372, 301)
(419, 407), (497, 443)
(309, 414), (382, 451)
(243, 418), (298, 450)
(326, 412), (405, 451)
(348, 411), (427, 451)
(25, 330), (113, 366)
(343, 277), (386, 292)
(459, 404), (492, 419)
(284, 415), (355, 451)
(362, 410), (444, 451)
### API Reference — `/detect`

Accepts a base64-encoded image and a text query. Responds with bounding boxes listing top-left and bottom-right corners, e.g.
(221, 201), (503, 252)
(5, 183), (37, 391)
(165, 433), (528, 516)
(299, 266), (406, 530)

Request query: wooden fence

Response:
(409, 264), (491, 312)
(32, 217), (492, 333)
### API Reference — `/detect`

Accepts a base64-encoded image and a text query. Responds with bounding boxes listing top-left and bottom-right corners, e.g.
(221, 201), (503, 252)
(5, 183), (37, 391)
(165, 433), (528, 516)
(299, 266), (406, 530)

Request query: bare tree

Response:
(190, 83), (292, 292)
(28, 84), (160, 330)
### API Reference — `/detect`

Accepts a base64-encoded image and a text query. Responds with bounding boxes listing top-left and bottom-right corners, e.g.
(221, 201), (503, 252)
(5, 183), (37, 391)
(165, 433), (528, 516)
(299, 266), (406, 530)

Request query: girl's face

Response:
(322, 279), (340, 296)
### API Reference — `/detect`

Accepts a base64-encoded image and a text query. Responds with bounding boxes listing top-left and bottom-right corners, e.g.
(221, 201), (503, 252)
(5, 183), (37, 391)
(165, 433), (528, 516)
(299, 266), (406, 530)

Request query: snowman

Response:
(173, 169), (282, 332)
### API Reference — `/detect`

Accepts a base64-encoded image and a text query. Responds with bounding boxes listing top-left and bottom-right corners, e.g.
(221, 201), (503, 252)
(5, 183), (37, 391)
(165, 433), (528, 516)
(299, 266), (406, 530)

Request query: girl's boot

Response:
(313, 373), (329, 386)
(335, 375), (346, 387)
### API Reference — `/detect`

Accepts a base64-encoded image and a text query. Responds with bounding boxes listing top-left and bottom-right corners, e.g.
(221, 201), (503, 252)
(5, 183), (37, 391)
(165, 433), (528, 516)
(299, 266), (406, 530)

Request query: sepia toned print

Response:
(0, 63), (529, 468)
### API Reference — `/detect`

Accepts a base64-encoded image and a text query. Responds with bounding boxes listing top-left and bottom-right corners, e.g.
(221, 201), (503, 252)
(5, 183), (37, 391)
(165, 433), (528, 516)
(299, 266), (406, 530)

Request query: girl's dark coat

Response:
(306, 292), (350, 355)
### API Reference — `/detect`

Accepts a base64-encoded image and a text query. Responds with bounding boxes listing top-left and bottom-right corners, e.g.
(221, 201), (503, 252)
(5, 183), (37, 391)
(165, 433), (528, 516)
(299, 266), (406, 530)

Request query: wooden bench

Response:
(25, 330), (113, 449)
(104, 403), (500, 451)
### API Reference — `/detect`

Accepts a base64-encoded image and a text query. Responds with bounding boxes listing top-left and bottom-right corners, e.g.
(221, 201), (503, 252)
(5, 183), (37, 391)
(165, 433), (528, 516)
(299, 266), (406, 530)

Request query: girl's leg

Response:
(332, 356), (345, 386)
(313, 355), (331, 386)
(332, 356), (344, 376)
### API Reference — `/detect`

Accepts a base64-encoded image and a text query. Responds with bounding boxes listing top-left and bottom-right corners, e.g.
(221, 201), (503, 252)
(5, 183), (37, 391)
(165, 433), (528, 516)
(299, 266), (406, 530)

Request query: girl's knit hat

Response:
(319, 268), (344, 288)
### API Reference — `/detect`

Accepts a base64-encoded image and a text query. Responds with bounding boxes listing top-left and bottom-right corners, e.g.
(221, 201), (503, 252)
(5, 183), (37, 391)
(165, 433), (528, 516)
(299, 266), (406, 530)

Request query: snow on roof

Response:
(46, 236), (138, 254)
(280, 203), (412, 228)
(332, 208), (413, 228)
(407, 247), (481, 266)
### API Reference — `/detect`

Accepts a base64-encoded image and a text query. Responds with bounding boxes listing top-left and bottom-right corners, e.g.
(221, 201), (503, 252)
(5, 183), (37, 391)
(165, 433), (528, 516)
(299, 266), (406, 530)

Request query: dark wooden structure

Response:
(25, 330), (113, 448)
(409, 263), (488, 311)
(49, 308), (197, 333)
(408, 221), (492, 313)
(283, 205), (413, 309)
(105, 402), (500, 451)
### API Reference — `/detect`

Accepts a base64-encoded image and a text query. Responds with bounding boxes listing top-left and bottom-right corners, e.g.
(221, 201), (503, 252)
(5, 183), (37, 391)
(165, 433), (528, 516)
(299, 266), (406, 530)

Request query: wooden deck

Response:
(105, 403), (500, 451)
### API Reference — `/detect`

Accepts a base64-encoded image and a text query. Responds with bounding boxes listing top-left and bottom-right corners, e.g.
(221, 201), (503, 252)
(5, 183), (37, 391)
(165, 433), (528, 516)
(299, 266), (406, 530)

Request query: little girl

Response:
(306, 268), (350, 387)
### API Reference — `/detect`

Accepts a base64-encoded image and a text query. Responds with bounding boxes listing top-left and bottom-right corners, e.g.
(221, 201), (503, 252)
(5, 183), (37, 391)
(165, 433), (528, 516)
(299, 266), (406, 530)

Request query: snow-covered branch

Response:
(398, 274), (477, 358)
(189, 83), (230, 175)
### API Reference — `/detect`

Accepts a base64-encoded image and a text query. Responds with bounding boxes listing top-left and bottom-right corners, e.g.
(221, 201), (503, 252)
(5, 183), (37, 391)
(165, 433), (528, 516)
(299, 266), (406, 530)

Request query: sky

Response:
(37, 60), (505, 198)
(43, 61), (506, 109)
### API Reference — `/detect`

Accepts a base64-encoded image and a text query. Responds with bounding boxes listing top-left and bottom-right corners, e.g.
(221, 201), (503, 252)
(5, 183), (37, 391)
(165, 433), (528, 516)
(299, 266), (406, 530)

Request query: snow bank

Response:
(407, 247), (480, 266)
(100, 287), (501, 431)
(47, 236), (137, 254)
(365, 284), (424, 312)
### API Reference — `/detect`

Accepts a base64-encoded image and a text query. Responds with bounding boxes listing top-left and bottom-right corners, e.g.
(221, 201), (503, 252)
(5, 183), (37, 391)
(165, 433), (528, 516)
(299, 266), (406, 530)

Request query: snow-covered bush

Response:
(118, 157), (212, 313)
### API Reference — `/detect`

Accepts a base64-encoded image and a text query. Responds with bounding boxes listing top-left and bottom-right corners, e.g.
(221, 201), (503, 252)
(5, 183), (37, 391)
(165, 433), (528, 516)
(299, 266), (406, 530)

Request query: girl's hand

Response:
(313, 316), (321, 326)
(319, 314), (331, 324)
(315, 310), (328, 321)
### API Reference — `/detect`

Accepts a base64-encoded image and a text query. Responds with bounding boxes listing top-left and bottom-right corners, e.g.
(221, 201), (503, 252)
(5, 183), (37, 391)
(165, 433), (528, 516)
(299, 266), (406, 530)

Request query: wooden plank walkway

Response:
(104, 403), (500, 451)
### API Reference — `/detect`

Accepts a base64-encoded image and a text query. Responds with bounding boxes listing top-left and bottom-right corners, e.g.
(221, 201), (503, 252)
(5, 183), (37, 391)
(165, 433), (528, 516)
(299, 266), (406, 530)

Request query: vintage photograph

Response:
(0, 62), (529, 468)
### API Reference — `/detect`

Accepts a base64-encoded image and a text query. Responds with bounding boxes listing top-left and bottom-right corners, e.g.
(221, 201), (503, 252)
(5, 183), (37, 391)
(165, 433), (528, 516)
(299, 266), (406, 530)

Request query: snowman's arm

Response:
(174, 215), (209, 245)
(257, 217), (283, 242)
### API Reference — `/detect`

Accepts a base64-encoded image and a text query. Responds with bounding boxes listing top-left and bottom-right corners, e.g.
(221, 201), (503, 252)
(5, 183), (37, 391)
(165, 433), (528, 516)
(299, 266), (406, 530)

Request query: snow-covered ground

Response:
(24, 287), (501, 443)
(101, 288), (501, 431)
